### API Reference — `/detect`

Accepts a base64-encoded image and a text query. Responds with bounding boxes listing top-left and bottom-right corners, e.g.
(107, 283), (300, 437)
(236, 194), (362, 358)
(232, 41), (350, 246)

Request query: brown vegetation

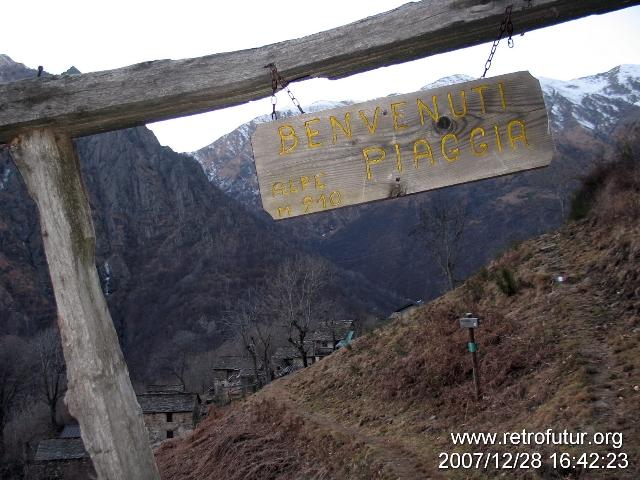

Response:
(157, 138), (640, 478)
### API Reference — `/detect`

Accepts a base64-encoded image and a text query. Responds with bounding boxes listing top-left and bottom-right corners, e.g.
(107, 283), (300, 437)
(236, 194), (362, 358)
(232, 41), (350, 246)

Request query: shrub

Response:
(465, 269), (489, 303)
(571, 126), (640, 221)
(493, 268), (518, 296)
(569, 164), (609, 220)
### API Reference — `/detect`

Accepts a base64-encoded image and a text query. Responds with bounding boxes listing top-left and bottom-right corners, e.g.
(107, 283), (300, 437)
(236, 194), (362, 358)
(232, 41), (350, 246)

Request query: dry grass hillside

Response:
(157, 134), (640, 479)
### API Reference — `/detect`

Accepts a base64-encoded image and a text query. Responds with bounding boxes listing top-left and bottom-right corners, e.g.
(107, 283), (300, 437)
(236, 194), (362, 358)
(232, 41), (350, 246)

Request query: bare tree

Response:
(224, 297), (263, 387)
(252, 319), (276, 383)
(411, 198), (467, 291)
(181, 350), (218, 394)
(0, 336), (32, 458)
(163, 351), (188, 391)
(263, 255), (330, 368)
(30, 327), (66, 429)
(159, 330), (197, 391)
(224, 294), (277, 386)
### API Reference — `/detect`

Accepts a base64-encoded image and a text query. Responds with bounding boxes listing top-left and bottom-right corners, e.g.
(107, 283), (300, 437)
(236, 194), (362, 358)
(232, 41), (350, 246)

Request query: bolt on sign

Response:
(251, 71), (554, 220)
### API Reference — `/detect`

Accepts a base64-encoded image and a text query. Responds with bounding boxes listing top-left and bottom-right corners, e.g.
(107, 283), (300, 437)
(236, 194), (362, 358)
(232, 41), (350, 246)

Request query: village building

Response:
(137, 391), (201, 446)
(272, 344), (315, 375)
(146, 383), (185, 393)
(210, 356), (259, 402)
(309, 320), (356, 361)
(273, 321), (357, 376)
(30, 389), (200, 478)
(30, 424), (94, 480)
(60, 423), (81, 439)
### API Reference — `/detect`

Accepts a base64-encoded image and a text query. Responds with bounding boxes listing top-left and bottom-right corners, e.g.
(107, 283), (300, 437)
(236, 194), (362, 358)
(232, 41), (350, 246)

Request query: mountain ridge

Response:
(193, 65), (640, 210)
(191, 65), (640, 301)
(0, 56), (401, 379)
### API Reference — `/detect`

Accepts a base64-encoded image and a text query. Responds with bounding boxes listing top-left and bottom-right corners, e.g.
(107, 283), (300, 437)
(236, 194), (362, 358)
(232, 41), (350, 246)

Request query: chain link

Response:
(266, 63), (305, 120)
(506, 5), (514, 48)
(270, 65), (278, 120)
(481, 5), (514, 78)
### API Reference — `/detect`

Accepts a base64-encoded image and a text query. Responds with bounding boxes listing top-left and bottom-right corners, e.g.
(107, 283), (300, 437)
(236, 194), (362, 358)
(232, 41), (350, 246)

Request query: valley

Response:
(158, 141), (640, 478)
(0, 54), (638, 479)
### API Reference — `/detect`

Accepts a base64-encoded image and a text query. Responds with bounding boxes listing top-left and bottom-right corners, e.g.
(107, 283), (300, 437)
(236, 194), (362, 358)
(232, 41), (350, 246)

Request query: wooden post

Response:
(10, 129), (160, 480)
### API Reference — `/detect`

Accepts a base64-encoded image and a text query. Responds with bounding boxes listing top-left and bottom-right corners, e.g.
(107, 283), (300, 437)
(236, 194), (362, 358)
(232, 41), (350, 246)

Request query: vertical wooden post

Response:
(10, 129), (160, 480)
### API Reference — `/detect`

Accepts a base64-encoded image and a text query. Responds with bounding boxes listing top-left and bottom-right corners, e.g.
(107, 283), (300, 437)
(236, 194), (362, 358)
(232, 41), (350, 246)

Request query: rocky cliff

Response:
(0, 57), (400, 378)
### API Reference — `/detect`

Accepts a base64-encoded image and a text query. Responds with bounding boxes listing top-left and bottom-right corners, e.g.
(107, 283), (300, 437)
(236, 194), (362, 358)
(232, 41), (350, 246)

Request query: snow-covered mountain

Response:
(421, 74), (474, 90)
(541, 65), (640, 133)
(191, 100), (351, 208)
(189, 65), (640, 302)
(193, 65), (640, 209)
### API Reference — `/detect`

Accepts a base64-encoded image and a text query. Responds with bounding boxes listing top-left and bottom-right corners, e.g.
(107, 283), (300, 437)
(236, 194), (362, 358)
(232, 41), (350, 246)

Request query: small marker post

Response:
(460, 313), (480, 400)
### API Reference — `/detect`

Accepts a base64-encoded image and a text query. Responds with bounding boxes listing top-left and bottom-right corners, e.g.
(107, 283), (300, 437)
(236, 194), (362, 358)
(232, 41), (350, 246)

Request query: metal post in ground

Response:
(459, 313), (481, 401)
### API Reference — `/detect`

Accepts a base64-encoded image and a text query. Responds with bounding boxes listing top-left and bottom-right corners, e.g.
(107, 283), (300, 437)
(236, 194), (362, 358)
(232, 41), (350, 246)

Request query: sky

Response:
(3, 1), (640, 152)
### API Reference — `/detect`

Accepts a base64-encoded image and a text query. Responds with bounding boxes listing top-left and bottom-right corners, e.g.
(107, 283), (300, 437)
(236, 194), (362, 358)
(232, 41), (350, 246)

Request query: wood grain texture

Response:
(10, 130), (160, 480)
(252, 71), (554, 219)
(1, 0), (637, 142)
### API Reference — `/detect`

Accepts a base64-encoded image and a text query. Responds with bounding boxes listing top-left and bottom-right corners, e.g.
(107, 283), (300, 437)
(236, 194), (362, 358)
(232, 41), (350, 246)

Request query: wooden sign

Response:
(459, 317), (479, 329)
(251, 71), (554, 220)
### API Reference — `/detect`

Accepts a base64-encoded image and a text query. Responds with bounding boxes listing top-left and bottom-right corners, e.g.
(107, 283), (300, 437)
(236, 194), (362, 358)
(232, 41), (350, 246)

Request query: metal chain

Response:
(481, 5), (514, 78)
(269, 65), (278, 120)
(266, 63), (305, 120)
(506, 6), (514, 48)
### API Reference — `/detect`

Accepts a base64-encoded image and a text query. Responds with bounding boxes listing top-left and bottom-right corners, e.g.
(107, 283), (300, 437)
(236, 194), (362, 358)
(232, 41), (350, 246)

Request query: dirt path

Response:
(260, 382), (431, 480)
(543, 232), (626, 425)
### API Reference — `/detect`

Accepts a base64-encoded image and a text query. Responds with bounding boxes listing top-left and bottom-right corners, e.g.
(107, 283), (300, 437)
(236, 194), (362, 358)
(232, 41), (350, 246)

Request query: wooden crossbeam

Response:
(1, 0), (638, 143)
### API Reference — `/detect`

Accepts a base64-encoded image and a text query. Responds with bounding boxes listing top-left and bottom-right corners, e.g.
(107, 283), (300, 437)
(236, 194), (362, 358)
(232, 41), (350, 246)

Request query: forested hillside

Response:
(0, 57), (400, 379)
(157, 125), (640, 479)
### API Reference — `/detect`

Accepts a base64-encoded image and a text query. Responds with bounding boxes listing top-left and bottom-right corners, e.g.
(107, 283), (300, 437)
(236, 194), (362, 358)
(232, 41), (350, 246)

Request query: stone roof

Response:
(34, 438), (87, 462)
(147, 384), (184, 393)
(310, 320), (354, 342)
(137, 392), (197, 413)
(273, 344), (314, 360)
(212, 356), (252, 371)
(59, 424), (81, 439)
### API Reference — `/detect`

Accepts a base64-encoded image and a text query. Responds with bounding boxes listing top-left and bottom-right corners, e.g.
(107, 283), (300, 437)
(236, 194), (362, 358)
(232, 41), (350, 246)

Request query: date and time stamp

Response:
(438, 451), (629, 470)
(439, 429), (631, 471)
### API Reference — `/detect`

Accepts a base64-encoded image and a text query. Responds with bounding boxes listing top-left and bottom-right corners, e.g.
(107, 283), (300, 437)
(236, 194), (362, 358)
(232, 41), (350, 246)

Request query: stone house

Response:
(211, 356), (250, 383)
(272, 343), (315, 374)
(30, 425), (95, 479)
(31, 391), (200, 477)
(211, 357), (259, 402)
(272, 321), (357, 376)
(146, 383), (185, 393)
(137, 391), (201, 446)
(60, 423), (81, 439)
(310, 320), (356, 361)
